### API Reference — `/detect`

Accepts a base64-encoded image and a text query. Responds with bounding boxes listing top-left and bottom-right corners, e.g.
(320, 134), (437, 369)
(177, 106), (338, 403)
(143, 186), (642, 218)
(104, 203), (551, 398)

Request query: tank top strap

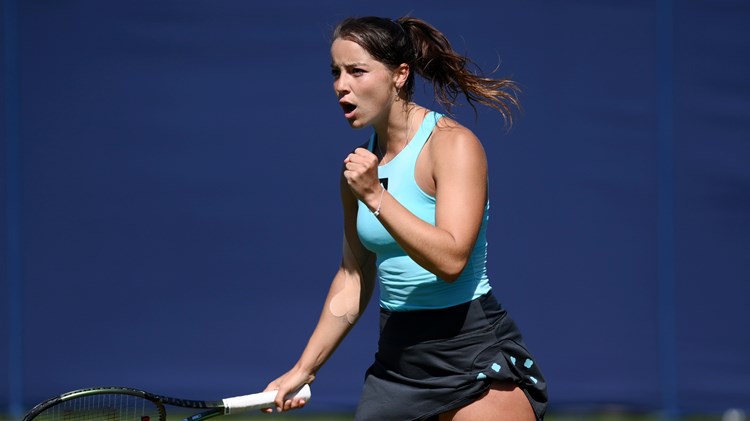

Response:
(365, 111), (443, 158)
(408, 111), (442, 152)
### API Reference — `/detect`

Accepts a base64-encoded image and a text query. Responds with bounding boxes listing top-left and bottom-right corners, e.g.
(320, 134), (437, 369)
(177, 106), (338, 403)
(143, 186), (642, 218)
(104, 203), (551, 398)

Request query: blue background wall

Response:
(3, 0), (749, 417)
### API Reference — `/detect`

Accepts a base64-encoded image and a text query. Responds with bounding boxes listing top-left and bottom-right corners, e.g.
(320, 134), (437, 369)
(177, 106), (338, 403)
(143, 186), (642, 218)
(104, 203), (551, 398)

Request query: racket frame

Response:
(23, 385), (310, 421)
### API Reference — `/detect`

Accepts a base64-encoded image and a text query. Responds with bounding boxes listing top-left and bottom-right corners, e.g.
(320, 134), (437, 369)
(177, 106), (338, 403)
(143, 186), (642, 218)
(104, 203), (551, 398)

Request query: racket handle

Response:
(222, 384), (311, 413)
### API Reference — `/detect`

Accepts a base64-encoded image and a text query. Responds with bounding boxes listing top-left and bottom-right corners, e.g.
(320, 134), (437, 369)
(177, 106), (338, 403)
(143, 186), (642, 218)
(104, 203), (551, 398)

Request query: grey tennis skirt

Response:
(354, 291), (547, 420)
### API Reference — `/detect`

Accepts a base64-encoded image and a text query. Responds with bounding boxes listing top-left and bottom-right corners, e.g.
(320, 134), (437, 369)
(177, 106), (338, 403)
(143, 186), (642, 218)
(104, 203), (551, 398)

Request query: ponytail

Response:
(398, 17), (520, 126)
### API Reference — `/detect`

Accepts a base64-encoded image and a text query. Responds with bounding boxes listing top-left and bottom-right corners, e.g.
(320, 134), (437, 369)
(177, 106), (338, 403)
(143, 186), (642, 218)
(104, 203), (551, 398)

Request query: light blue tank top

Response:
(356, 111), (492, 311)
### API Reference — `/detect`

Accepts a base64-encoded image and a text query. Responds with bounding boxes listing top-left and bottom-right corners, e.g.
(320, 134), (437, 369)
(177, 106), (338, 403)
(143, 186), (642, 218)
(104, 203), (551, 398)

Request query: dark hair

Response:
(332, 16), (520, 126)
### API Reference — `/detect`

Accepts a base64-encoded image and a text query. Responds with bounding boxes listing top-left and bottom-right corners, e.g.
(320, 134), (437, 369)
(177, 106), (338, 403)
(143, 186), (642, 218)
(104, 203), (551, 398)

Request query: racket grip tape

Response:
(222, 384), (311, 413)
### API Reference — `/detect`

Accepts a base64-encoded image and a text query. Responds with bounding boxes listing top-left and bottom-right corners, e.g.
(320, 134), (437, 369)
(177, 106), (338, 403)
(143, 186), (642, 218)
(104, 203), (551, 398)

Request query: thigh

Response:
(439, 382), (535, 421)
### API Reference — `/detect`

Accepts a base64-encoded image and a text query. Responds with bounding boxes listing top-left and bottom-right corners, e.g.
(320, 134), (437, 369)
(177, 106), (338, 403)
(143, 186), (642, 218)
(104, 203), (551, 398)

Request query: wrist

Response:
(292, 361), (318, 383)
(366, 183), (386, 216)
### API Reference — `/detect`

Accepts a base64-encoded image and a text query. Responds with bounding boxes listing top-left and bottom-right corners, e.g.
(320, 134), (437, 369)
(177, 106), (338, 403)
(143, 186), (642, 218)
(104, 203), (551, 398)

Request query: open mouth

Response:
(340, 101), (357, 116)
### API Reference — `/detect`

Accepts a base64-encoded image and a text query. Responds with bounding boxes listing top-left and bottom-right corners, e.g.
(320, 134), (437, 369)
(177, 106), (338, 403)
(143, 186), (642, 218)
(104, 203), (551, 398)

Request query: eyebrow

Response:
(330, 61), (368, 69)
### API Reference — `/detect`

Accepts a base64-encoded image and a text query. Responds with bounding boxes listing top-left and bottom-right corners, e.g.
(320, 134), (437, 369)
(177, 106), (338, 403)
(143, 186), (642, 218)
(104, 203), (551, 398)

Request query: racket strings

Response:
(32, 394), (163, 421)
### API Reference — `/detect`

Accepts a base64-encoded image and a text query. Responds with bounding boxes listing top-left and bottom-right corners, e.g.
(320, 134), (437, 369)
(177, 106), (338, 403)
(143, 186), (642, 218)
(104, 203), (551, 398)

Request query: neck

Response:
(375, 103), (421, 163)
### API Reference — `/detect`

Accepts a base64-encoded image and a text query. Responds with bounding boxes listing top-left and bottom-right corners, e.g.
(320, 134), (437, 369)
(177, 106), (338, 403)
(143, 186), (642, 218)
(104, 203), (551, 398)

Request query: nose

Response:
(333, 74), (350, 98)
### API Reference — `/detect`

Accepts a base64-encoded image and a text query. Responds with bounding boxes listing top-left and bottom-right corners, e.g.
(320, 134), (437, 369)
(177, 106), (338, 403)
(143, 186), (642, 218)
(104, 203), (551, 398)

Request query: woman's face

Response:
(330, 38), (397, 129)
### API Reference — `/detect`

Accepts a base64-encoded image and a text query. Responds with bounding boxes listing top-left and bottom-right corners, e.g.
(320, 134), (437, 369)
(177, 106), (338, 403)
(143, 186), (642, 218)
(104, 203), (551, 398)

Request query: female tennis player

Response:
(264, 16), (548, 420)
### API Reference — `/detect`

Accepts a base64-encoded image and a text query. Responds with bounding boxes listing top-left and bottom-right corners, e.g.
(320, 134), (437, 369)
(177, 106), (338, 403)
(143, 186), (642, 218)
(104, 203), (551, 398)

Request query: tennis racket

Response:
(23, 384), (311, 421)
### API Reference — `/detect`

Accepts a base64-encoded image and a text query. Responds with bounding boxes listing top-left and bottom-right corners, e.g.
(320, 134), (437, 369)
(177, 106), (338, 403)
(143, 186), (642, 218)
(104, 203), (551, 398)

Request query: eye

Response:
(351, 68), (365, 76)
(331, 68), (341, 79)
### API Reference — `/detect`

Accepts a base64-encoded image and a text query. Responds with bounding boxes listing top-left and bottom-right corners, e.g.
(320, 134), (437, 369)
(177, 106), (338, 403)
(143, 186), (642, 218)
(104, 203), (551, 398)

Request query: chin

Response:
(346, 118), (369, 129)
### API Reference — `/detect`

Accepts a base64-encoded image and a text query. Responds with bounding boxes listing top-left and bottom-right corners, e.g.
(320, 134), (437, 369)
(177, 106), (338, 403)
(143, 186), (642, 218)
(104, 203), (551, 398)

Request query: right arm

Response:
(265, 170), (377, 412)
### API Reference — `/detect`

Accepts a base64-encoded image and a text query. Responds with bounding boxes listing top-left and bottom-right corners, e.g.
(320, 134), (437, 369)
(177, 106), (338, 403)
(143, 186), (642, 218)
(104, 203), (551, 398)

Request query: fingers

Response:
(273, 387), (288, 412)
(348, 147), (376, 160)
(344, 148), (377, 170)
(272, 387), (307, 413)
(277, 392), (308, 412)
(343, 148), (380, 200)
(264, 368), (315, 413)
(260, 380), (280, 414)
(345, 148), (378, 165)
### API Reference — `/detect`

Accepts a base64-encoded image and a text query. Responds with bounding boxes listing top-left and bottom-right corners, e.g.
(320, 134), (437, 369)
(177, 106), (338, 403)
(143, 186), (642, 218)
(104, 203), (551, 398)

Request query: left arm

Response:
(343, 124), (487, 282)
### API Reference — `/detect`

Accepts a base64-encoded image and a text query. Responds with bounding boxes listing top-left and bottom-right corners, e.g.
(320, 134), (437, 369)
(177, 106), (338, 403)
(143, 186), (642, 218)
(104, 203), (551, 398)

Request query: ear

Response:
(392, 63), (410, 90)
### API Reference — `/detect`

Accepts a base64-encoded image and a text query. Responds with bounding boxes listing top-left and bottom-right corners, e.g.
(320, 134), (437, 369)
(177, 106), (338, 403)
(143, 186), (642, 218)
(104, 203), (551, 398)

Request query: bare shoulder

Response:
(428, 116), (487, 166)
